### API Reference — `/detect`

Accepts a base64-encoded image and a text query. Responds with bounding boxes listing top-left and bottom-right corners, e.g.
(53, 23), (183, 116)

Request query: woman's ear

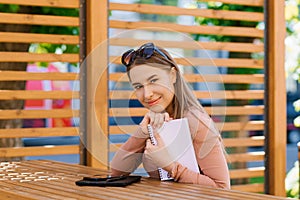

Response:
(170, 67), (177, 84)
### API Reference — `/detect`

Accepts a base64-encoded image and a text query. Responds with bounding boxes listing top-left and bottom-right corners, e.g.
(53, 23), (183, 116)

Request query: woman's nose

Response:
(143, 85), (153, 99)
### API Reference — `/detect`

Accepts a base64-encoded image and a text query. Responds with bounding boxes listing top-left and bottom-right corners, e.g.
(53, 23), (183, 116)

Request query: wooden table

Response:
(0, 160), (288, 200)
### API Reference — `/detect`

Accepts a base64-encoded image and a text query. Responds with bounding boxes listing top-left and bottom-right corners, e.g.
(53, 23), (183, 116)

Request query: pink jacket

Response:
(111, 108), (231, 189)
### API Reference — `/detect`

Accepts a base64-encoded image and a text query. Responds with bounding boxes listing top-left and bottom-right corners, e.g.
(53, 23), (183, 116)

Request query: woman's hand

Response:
(144, 134), (174, 172)
(139, 111), (172, 135)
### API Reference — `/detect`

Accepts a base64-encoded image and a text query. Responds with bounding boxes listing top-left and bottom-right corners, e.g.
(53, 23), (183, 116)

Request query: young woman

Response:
(110, 42), (230, 189)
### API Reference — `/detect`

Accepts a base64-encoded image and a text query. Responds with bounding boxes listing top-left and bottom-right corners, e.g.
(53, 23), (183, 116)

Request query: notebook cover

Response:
(158, 118), (199, 174)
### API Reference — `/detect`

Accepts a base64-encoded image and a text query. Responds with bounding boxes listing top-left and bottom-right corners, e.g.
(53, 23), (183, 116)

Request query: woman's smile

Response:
(147, 97), (161, 106)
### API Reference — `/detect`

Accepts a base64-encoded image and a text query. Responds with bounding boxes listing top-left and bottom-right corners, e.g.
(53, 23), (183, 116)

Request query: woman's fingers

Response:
(140, 111), (172, 135)
(164, 112), (171, 122)
(145, 139), (152, 148)
(152, 113), (162, 129)
(150, 111), (170, 129)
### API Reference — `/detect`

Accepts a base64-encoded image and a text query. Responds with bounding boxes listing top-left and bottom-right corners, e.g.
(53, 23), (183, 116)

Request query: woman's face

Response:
(129, 64), (176, 113)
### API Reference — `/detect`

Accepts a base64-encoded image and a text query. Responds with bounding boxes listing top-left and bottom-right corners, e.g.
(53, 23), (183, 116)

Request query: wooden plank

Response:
(0, 52), (79, 63)
(0, 90), (79, 100)
(109, 106), (264, 117)
(173, 58), (263, 69)
(0, 32), (79, 44)
(221, 121), (264, 131)
(0, 13), (79, 26)
(231, 184), (264, 193)
(85, 0), (109, 169)
(110, 56), (264, 69)
(194, 90), (264, 100)
(0, 71), (78, 81)
(133, 181), (213, 199)
(0, 186), (42, 200)
(265, 0), (286, 196)
(1, 181), (104, 200)
(109, 121), (264, 134)
(0, 145), (79, 157)
(0, 127), (78, 138)
(230, 167), (264, 179)
(110, 73), (264, 84)
(182, 183), (265, 198)
(138, 180), (268, 199)
(109, 38), (264, 53)
(109, 90), (264, 100)
(0, 0), (79, 8)
(0, 181), (76, 200)
(0, 109), (79, 119)
(110, 3), (264, 22)
(183, 74), (264, 84)
(227, 151), (265, 162)
(110, 20), (264, 38)
(198, 0), (264, 6)
(19, 160), (105, 175)
(220, 121), (264, 131)
(223, 136), (264, 147)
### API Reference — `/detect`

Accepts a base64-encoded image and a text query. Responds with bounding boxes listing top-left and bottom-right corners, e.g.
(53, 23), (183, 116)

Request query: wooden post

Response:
(265, 0), (286, 196)
(84, 0), (109, 169)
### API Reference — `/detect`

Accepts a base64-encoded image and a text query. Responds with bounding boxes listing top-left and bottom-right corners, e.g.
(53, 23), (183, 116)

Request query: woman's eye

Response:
(134, 85), (143, 90)
(150, 79), (158, 83)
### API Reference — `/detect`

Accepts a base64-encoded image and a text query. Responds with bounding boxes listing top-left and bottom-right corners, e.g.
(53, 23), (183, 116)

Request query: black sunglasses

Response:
(121, 43), (172, 67)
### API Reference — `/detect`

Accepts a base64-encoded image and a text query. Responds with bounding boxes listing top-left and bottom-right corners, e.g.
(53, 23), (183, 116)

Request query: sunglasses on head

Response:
(121, 43), (172, 67)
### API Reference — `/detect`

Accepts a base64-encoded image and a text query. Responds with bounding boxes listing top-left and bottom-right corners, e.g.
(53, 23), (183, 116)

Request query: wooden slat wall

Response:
(0, 0), (286, 196)
(108, 1), (266, 193)
(0, 0), (80, 159)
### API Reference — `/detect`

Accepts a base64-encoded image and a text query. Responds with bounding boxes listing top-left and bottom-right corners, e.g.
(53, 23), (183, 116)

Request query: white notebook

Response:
(147, 118), (199, 181)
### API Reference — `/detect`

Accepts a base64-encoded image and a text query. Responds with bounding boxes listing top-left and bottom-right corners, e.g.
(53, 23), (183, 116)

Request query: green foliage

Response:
(0, 4), (79, 61)
(0, 4), (80, 67)
(193, 1), (264, 90)
(137, 0), (178, 22)
(0, 4), (20, 13)
(193, 1), (263, 42)
(249, 177), (264, 184)
(30, 7), (79, 57)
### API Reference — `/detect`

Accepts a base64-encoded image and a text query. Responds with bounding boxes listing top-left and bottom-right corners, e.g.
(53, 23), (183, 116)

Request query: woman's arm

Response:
(111, 111), (171, 176)
(110, 127), (147, 176)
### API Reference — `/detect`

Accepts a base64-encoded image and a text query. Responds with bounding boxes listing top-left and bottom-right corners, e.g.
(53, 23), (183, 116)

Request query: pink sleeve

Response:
(172, 111), (231, 189)
(110, 127), (147, 176)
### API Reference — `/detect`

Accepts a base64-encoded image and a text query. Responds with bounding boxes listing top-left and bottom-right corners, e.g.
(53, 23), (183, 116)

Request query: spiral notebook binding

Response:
(147, 124), (173, 181)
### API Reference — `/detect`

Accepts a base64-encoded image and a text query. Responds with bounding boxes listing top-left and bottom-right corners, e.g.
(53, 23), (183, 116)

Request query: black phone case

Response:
(75, 175), (141, 187)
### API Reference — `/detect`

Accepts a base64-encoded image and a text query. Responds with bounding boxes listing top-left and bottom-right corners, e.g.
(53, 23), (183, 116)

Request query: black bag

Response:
(75, 175), (141, 187)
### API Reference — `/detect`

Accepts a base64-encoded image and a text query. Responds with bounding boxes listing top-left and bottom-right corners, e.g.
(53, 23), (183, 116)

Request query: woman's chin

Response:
(149, 104), (165, 113)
